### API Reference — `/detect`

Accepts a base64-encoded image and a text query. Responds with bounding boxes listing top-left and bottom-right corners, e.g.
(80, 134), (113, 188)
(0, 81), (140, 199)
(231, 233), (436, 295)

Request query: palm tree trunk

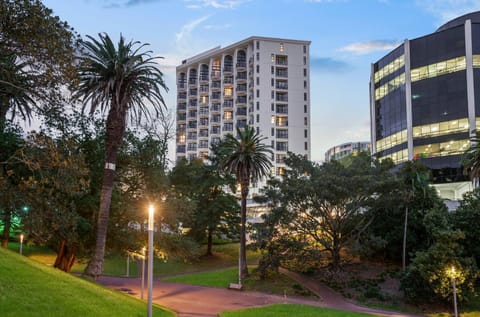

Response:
(206, 227), (213, 256)
(240, 178), (249, 279)
(84, 107), (126, 278)
(54, 240), (76, 272)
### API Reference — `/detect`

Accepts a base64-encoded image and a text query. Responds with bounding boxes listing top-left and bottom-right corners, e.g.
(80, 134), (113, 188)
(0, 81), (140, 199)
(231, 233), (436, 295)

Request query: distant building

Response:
(175, 36), (311, 194)
(324, 141), (371, 162)
(370, 12), (480, 199)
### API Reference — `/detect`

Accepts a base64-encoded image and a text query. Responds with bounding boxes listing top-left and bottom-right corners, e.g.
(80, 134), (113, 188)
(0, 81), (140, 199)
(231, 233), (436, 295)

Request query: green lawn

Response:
(8, 242), (261, 277)
(220, 304), (376, 317)
(0, 247), (175, 317)
(163, 266), (315, 298)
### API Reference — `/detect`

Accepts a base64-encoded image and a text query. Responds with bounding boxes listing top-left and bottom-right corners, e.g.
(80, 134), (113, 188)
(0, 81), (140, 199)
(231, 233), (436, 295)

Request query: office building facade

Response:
(324, 141), (371, 162)
(176, 36), (311, 182)
(370, 12), (480, 199)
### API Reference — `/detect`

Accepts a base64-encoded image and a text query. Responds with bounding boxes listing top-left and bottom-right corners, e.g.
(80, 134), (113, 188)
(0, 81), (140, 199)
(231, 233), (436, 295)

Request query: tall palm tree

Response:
(463, 134), (480, 187)
(216, 126), (272, 279)
(74, 33), (168, 278)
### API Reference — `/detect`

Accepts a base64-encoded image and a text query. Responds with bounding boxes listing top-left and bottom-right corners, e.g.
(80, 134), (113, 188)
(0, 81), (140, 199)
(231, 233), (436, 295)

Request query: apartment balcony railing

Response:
(188, 78), (197, 85)
(236, 61), (247, 68)
(199, 130), (209, 137)
(236, 97), (247, 104)
(276, 95), (288, 102)
(178, 92), (187, 99)
(223, 65), (233, 73)
(177, 103), (187, 111)
(188, 100), (197, 108)
(211, 104), (221, 112)
(199, 109), (209, 116)
(236, 85), (247, 92)
(199, 74), (209, 82)
(176, 145), (186, 153)
(188, 122), (197, 129)
(276, 71), (288, 78)
(210, 127), (221, 134)
(211, 70), (221, 79)
(223, 77), (234, 85)
(276, 83), (288, 90)
(236, 109), (247, 116)
(211, 81), (221, 89)
(178, 82), (187, 90)
(223, 101), (233, 108)
(177, 114), (186, 121)
(276, 59), (288, 66)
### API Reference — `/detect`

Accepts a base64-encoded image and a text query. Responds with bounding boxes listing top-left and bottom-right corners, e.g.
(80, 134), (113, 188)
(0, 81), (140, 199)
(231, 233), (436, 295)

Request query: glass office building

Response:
(370, 12), (480, 199)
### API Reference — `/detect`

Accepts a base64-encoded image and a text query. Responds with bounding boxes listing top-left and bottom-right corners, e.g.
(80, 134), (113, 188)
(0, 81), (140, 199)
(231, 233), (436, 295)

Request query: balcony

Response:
(177, 114), (186, 121)
(276, 70), (288, 78)
(210, 127), (221, 135)
(178, 82), (187, 90)
(211, 81), (221, 90)
(188, 111), (197, 119)
(199, 119), (209, 127)
(199, 108), (209, 117)
(188, 100), (197, 108)
(177, 103), (187, 111)
(276, 82), (288, 90)
(187, 133), (197, 140)
(188, 78), (197, 86)
(211, 104), (221, 112)
(276, 95), (288, 102)
(199, 130), (209, 137)
(236, 96), (247, 104)
(199, 86), (209, 95)
(177, 92), (187, 100)
(223, 77), (234, 86)
(188, 121), (197, 129)
(223, 100), (233, 108)
(236, 121), (247, 129)
(211, 93), (221, 101)
(276, 105), (288, 114)
(236, 85), (247, 94)
(236, 61), (247, 69)
(199, 74), (209, 82)
(211, 70), (221, 79)
(189, 89), (197, 98)
(276, 130), (288, 139)
(236, 108), (247, 116)
(223, 65), (233, 73)
(276, 57), (288, 66)
(211, 115), (221, 123)
(187, 144), (197, 152)
(177, 145), (186, 153)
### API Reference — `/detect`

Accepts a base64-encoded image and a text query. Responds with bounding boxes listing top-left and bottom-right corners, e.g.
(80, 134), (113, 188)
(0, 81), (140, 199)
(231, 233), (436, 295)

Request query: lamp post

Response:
(147, 204), (154, 317)
(451, 266), (458, 317)
(141, 246), (146, 300)
(19, 234), (24, 255)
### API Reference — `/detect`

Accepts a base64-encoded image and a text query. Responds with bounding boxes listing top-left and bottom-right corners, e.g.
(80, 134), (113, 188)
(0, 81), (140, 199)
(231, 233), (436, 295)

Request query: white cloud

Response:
(175, 15), (210, 48)
(184, 0), (250, 9)
(416, 0), (480, 23)
(339, 40), (402, 55)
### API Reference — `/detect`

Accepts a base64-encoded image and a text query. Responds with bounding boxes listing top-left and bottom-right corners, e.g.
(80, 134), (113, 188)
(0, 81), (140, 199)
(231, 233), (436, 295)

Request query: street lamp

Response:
(19, 234), (24, 255)
(147, 204), (154, 317)
(141, 246), (146, 300)
(451, 266), (458, 317)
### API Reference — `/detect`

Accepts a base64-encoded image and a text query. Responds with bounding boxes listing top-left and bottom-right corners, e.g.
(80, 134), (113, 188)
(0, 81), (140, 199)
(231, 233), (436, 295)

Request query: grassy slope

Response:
(0, 248), (174, 317)
(220, 304), (376, 317)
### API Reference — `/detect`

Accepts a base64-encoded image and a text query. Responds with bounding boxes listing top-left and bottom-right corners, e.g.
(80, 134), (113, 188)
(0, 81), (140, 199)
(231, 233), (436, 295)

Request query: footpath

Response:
(97, 270), (423, 317)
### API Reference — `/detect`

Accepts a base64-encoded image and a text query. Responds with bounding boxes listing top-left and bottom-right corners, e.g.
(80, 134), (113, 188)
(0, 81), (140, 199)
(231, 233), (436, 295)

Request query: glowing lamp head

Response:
(451, 266), (456, 275)
(20, 234), (24, 243)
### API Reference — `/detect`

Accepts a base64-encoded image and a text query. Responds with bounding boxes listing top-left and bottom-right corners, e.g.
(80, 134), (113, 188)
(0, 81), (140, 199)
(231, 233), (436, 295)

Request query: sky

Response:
(42, 0), (480, 162)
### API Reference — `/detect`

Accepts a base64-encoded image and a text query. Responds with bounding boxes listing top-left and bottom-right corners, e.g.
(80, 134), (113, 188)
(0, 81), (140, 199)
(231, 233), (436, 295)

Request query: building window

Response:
(304, 105), (307, 113)
(271, 66), (274, 74)
(303, 68), (307, 77)
(276, 129), (288, 138)
(256, 89), (260, 98)
(271, 115), (275, 124)
(256, 52), (259, 61)
(271, 140), (275, 148)
(256, 64), (260, 73)
(303, 45), (307, 54)
(305, 142), (308, 150)
(271, 127), (274, 136)
(280, 43), (284, 52)
(304, 117), (307, 125)
(256, 114), (259, 123)
(256, 127), (259, 134)
(304, 80), (307, 88)
(304, 92), (307, 101)
(256, 41), (259, 50)
(304, 129), (308, 138)
(256, 77), (260, 85)
(271, 78), (274, 87)
(303, 56), (307, 65)
(256, 101), (259, 110)
(271, 103), (274, 111)
(271, 54), (275, 62)
(271, 90), (274, 98)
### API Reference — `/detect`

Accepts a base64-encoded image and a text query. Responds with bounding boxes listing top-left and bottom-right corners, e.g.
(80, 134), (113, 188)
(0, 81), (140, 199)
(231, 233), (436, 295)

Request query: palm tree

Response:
(0, 54), (36, 130)
(74, 33), (168, 278)
(463, 134), (480, 187)
(216, 126), (272, 279)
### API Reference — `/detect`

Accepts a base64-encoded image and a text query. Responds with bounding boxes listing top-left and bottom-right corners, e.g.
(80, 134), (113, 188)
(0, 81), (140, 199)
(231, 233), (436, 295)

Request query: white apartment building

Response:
(175, 36), (311, 192)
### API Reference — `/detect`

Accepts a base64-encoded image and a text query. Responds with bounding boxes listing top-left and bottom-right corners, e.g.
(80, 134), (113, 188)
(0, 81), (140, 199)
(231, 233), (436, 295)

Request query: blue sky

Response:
(43, 0), (480, 162)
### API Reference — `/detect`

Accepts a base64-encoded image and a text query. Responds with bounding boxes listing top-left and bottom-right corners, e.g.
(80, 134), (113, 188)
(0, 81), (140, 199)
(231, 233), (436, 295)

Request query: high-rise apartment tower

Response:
(176, 36), (311, 186)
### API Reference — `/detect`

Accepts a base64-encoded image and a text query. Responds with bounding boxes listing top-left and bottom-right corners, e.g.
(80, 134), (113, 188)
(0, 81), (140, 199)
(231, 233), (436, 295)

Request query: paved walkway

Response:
(97, 272), (423, 317)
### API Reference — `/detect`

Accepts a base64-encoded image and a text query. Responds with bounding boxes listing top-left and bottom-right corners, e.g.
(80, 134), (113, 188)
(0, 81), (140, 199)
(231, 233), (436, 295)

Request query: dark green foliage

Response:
(401, 207), (478, 303)
(254, 152), (394, 274)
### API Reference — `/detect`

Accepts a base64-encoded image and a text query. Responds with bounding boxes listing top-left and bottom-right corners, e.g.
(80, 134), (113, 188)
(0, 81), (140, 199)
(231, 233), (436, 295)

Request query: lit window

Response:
(224, 87), (232, 96)
(224, 111), (233, 120)
(271, 115), (275, 124)
(374, 55), (405, 83)
(280, 43), (284, 52)
(271, 54), (275, 62)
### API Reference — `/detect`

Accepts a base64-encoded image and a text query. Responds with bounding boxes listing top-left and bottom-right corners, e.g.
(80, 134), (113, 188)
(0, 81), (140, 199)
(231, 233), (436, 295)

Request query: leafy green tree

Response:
(170, 158), (239, 256)
(401, 207), (478, 303)
(215, 126), (272, 278)
(451, 189), (480, 265)
(14, 132), (90, 272)
(255, 152), (393, 272)
(74, 33), (168, 278)
(0, 123), (26, 247)
(0, 0), (77, 127)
